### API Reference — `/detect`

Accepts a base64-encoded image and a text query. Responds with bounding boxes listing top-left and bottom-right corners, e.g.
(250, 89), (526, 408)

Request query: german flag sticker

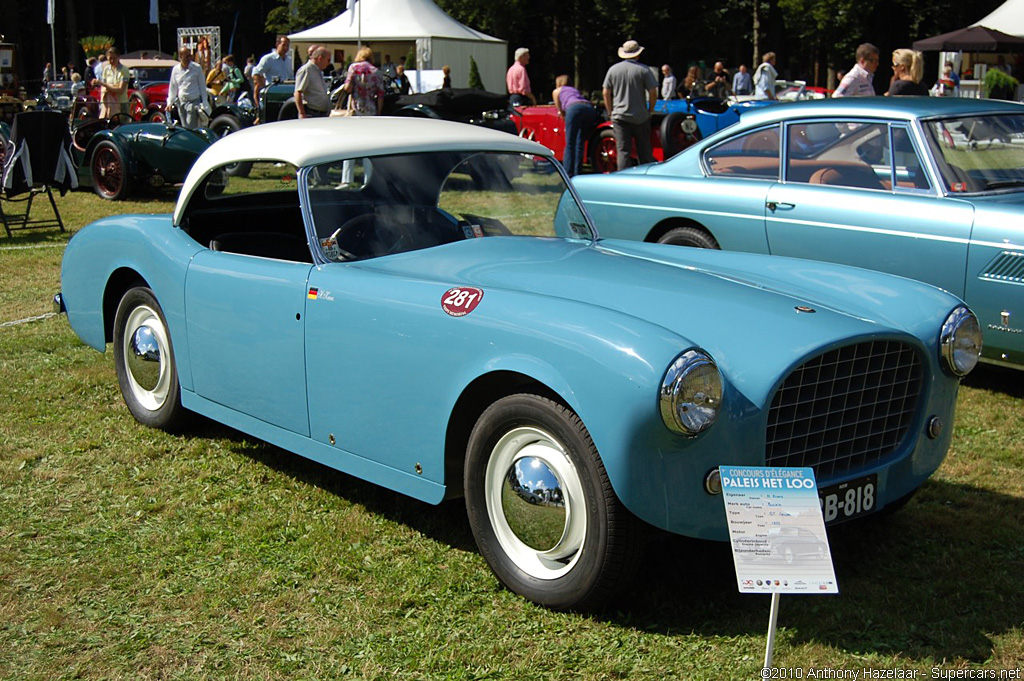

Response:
(307, 287), (319, 300)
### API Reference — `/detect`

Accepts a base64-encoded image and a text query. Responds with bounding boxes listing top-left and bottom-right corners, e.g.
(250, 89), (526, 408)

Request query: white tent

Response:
(288, 0), (508, 92)
(972, 0), (1024, 38)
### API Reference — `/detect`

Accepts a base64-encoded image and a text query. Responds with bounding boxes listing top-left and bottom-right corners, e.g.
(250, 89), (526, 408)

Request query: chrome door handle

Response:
(766, 201), (796, 211)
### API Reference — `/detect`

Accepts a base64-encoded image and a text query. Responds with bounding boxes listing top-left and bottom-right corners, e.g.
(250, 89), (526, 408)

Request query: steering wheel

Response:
(333, 213), (413, 259)
(108, 112), (134, 127)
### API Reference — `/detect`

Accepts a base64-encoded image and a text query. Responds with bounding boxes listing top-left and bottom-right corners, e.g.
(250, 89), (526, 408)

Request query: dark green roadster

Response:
(71, 113), (217, 200)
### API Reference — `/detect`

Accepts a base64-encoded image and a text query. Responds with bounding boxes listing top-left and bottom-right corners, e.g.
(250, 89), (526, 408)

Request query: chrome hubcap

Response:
(485, 426), (586, 580)
(501, 455), (567, 552)
(122, 305), (171, 411)
(127, 325), (161, 391)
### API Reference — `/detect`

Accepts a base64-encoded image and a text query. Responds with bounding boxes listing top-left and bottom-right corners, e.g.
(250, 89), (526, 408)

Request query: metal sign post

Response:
(764, 592), (781, 668)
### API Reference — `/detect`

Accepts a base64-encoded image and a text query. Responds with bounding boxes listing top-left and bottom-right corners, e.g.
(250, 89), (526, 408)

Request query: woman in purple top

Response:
(553, 75), (600, 177)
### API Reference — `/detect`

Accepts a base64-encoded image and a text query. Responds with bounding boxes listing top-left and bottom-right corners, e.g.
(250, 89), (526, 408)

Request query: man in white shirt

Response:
(253, 36), (293, 120)
(661, 64), (678, 100)
(167, 47), (210, 129)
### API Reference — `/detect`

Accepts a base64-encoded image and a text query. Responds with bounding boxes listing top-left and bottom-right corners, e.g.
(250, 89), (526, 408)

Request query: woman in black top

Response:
(888, 49), (928, 96)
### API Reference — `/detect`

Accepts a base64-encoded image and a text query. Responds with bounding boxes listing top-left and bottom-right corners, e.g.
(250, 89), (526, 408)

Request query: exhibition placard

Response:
(720, 466), (838, 594)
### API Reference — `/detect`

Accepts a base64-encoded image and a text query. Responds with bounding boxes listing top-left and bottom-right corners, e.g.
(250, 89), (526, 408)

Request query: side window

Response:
(705, 125), (780, 179)
(891, 125), (931, 191)
(182, 161), (311, 262)
(787, 122), (888, 191)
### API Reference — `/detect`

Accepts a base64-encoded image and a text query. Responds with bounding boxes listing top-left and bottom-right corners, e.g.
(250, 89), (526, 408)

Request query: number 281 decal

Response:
(441, 287), (484, 317)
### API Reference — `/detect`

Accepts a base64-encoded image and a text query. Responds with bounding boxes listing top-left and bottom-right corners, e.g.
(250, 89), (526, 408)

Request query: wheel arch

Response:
(443, 370), (568, 500)
(102, 268), (150, 343)
(644, 216), (716, 244)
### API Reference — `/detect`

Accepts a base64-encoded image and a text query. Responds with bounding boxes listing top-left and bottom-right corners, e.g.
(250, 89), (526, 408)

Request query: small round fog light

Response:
(704, 469), (722, 495)
(927, 416), (943, 440)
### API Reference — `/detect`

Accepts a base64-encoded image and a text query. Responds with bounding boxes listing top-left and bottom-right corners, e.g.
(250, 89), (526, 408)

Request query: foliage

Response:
(468, 55), (484, 90)
(405, 47), (417, 71)
(79, 36), (115, 59)
(265, 0), (339, 35)
(983, 68), (1020, 99)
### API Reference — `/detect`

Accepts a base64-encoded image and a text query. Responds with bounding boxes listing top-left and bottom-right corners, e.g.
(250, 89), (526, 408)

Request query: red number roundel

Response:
(441, 287), (484, 317)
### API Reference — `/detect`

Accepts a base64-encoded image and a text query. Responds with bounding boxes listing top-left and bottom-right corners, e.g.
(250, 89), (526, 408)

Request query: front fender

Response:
(60, 217), (204, 391)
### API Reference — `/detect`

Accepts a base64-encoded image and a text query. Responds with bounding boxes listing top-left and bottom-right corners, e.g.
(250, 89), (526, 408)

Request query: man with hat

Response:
(602, 39), (659, 171)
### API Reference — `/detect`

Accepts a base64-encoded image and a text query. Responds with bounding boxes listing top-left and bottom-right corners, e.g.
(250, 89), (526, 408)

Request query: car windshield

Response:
(923, 114), (1024, 193)
(131, 67), (172, 82)
(305, 151), (593, 261)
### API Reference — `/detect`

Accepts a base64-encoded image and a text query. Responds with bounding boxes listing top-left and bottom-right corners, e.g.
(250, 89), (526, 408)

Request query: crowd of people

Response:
(503, 37), (985, 176)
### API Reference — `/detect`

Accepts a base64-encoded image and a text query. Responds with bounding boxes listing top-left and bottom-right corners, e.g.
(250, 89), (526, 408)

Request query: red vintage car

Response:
(513, 97), (768, 173)
(73, 59), (175, 122)
(513, 104), (685, 174)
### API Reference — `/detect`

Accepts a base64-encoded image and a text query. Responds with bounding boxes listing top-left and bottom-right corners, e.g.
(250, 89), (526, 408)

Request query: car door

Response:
(184, 249), (313, 436)
(763, 120), (974, 297)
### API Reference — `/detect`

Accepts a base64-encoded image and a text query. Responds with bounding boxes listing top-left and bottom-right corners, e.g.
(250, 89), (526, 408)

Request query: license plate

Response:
(819, 474), (877, 524)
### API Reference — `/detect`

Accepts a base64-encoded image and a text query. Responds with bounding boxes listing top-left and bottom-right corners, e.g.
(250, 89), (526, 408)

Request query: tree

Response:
(468, 55), (484, 89)
(265, 0), (338, 35)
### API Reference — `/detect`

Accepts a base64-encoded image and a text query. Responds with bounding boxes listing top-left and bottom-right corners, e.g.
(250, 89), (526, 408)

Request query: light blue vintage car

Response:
(58, 117), (980, 610)
(574, 97), (1024, 370)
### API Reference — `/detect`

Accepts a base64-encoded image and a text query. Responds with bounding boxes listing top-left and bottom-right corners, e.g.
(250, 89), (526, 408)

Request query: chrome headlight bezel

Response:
(940, 306), (982, 377)
(659, 349), (723, 437)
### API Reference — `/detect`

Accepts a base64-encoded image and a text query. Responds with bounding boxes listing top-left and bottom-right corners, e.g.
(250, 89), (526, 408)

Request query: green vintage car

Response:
(71, 113), (217, 200)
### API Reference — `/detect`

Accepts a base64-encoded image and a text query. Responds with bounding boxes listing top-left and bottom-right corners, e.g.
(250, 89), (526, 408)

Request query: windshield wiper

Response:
(984, 179), (1024, 189)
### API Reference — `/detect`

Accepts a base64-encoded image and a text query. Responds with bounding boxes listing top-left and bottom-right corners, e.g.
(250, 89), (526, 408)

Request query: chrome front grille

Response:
(766, 341), (922, 480)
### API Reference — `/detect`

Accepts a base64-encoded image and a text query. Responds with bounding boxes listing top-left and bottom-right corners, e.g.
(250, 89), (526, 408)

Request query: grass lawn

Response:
(1, 188), (1022, 679)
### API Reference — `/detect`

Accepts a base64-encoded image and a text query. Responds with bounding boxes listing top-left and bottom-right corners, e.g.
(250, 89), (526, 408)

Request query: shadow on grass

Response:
(964, 362), (1024, 399)
(616, 479), (1022, 663)
(191, 417), (478, 553)
(192, 416), (1019, 663)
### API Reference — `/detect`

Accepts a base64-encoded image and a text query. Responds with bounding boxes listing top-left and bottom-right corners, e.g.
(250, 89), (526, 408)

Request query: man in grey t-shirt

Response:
(602, 40), (659, 171)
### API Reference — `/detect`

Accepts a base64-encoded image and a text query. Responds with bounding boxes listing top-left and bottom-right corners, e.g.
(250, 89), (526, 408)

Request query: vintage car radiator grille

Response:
(980, 251), (1024, 284)
(766, 341), (922, 479)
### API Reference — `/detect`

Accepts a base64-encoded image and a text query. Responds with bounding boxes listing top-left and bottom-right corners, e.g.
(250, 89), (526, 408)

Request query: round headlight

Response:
(660, 349), (723, 436)
(940, 306), (982, 377)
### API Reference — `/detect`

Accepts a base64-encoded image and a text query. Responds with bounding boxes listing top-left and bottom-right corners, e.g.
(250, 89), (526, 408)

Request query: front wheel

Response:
(113, 287), (187, 430)
(464, 394), (641, 611)
(90, 140), (130, 200)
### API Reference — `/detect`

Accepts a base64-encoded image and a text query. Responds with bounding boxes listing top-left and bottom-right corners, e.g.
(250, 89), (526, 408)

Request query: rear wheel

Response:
(465, 393), (641, 611)
(210, 114), (252, 177)
(656, 225), (719, 249)
(276, 101), (298, 121)
(113, 287), (186, 430)
(90, 140), (130, 200)
(659, 112), (701, 159)
(589, 128), (618, 174)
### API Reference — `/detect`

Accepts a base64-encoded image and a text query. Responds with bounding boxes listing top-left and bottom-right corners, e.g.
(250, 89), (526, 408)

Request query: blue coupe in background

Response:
(58, 117), (980, 610)
(574, 97), (1024, 370)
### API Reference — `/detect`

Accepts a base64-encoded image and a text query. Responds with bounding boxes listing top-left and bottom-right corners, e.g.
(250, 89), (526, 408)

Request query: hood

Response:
(359, 237), (958, 402)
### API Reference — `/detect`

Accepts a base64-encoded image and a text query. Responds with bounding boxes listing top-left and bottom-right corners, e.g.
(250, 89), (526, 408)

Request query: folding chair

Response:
(1, 110), (78, 237)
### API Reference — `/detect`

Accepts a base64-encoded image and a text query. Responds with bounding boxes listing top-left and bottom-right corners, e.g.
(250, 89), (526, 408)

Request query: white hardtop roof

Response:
(122, 58), (178, 69)
(288, 0), (503, 42)
(174, 117), (550, 224)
